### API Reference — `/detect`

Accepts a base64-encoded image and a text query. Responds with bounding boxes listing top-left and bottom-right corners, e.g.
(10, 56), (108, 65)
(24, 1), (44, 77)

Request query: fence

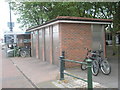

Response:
(59, 51), (93, 89)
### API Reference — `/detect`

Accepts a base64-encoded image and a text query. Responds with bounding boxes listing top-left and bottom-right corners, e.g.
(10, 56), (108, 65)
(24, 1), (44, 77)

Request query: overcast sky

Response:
(0, 0), (24, 39)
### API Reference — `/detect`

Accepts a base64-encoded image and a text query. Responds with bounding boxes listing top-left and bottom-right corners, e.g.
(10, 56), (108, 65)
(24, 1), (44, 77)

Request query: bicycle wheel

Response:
(100, 60), (111, 75)
(81, 63), (87, 70)
(91, 60), (99, 76)
(20, 51), (27, 58)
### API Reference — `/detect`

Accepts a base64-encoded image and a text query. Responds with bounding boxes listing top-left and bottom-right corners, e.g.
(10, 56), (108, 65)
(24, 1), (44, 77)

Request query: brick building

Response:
(27, 16), (112, 67)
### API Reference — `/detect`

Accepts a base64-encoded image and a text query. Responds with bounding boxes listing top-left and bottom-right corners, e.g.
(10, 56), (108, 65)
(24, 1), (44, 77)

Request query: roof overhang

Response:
(27, 17), (112, 32)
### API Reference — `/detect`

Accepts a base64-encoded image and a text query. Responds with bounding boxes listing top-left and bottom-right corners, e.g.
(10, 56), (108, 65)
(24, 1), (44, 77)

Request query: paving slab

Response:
(37, 81), (58, 88)
(10, 57), (59, 88)
(5, 45), (118, 89)
(1, 50), (33, 88)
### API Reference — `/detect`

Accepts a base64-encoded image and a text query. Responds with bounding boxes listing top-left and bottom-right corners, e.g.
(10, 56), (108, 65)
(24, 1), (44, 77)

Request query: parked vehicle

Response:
(7, 46), (31, 57)
(7, 49), (14, 57)
(19, 46), (31, 57)
(81, 48), (111, 76)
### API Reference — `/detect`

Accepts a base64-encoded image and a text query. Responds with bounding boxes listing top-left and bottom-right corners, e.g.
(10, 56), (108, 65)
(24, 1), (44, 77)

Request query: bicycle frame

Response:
(81, 48), (111, 76)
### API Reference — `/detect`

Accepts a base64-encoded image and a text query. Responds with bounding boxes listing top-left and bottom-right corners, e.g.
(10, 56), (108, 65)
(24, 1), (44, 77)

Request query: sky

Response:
(0, 0), (24, 39)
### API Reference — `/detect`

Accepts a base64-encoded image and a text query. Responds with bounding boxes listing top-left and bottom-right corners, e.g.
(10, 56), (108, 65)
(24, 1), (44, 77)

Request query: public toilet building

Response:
(27, 16), (112, 67)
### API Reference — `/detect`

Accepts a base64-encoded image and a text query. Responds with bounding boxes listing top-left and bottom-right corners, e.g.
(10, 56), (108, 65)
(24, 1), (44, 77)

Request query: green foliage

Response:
(113, 2), (120, 32)
(11, 2), (119, 30)
(11, 2), (49, 29)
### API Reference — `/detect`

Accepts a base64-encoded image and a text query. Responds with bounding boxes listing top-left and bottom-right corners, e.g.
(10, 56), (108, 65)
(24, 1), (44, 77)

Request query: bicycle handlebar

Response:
(84, 47), (91, 52)
(84, 47), (103, 55)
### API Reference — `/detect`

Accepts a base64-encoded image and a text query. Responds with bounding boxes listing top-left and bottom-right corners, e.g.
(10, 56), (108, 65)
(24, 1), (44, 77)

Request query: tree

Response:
(11, 2), (50, 29)
(11, 2), (120, 55)
(112, 2), (120, 55)
(11, 2), (119, 31)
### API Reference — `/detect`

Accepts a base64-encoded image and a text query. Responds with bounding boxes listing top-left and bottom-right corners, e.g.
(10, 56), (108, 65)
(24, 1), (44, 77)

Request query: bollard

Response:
(62, 51), (65, 57)
(86, 59), (93, 90)
(30, 47), (32, 57)
(14, 46), (17, 57)
(59, 56), (65, 80)
(62, 51), (65, 70)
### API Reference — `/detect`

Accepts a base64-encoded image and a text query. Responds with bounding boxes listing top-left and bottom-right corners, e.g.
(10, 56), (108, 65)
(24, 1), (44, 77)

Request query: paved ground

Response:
(1, 44), (119, 89)
(57, 46), (118, 88)
(66, 59), (118, 88)
(10, 57), (59, 88)
(6, 52), (119, 88)
(67, 46), (118, 88)
(1, 46), (34, 88)
(0, 44), (2, 89)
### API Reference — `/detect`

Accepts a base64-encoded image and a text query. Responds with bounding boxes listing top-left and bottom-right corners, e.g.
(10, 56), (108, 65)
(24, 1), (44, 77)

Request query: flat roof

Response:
(56, 16), (112, 22)
(27, 16), (112, 32)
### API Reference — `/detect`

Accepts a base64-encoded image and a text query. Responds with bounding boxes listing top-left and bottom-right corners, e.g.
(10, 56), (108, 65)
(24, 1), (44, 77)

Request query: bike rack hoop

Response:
(59, 52), (93, 89)
(62, 59), (87, 65)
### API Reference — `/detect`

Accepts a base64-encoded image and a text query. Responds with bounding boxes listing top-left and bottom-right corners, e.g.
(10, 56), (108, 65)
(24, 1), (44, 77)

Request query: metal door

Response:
(36, 31), (39, 59)
(44, 27), (50, 63)
(31, 32), (33, 57)
(32, 31), (36, 57)
(92, 25), (105, 57)
(39, 30), (43, 61)
(52, 24), (60, 66)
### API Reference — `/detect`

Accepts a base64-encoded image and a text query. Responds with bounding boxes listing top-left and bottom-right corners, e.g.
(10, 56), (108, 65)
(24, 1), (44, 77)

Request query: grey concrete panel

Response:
(45, 27), (50, 63)
(52, 24), (60, 66)
(91, 24), (104, 57)
(39, 30), (43, 61)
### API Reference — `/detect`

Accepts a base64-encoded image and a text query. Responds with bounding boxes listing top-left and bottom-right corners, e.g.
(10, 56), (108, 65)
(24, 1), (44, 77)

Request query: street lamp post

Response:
(9, 2), (13, 32)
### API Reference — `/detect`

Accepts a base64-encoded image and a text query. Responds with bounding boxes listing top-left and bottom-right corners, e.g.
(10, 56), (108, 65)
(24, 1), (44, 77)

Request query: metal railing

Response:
(59, 51), (93, 90)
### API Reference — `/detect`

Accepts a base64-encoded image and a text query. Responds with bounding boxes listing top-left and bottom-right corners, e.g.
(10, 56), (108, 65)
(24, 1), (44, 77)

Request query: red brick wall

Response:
(59, 23), (92, 68)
